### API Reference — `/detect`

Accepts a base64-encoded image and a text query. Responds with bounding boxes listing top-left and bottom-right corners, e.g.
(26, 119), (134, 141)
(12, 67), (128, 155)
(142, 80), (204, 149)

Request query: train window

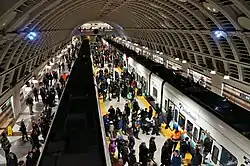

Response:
(164, 100), (168, 112)
(193, 127), (199, 142)
(220, 147), (238, 166)
(168, 100), (175, 110)
(199, 128), (206, 141)
(178, 113), (186, 129)
(153, 87), (158, 98)
(174, 108), (178, 122)
(212, 145), (219, 164)
(186, 120), (193, 137)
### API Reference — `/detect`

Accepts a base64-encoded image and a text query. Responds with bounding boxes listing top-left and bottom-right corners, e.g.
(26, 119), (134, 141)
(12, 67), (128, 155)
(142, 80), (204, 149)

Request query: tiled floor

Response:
(0, 68), (70, 165)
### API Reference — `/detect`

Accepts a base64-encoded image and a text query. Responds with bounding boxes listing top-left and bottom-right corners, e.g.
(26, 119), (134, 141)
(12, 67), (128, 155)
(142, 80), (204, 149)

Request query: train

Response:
(127, 56), (250, 166)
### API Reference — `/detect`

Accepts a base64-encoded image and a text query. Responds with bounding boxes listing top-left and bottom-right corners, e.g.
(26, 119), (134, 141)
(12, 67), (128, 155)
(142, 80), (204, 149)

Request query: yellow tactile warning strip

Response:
(99, 98), (107, 116)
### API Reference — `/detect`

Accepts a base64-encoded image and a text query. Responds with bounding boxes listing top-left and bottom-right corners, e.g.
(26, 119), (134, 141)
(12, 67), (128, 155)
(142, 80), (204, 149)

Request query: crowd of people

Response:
(0, 43), (78, 166)
(93, 42), (213, 166)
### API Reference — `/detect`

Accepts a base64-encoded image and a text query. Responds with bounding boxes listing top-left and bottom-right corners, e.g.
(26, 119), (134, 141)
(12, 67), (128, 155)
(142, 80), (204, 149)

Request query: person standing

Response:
(128, 149), (137, 166)
(161, 141), (171, 166)
(26, 95), (34, 115)
(149, 137), (157, 160)
(128, 134), (135, 151)
(33, 88), (39, 102)
(19, 120), (29, 141)
(171, 150), (181, 166)
(0, 132), (11, 163)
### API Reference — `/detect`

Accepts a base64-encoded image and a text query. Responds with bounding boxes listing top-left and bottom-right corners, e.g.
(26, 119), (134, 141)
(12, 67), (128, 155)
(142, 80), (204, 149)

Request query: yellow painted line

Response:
(115, 67), (123, 73)
(94, 67), (97, 76)
(99, 98), (106, 116)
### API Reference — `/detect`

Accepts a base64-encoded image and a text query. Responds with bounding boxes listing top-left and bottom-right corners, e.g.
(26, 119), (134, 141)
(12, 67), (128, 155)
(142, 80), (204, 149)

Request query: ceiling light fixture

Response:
(175, 58), (180, 61)
(210, 70), (216, 75)
(160, 52), (163, 55)
(156, 51), (160, 53)
(203, 2), (219, 13)
(182, 60), (187, 63)
(214, 30), (226, 38)
(224, 75), (230, 80)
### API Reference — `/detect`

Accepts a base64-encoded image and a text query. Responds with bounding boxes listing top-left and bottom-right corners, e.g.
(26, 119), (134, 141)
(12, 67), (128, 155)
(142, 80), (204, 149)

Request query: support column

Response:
(12, 83), (21, 118)
(181, 63), (189, 77)
(211, 74), (223, 96)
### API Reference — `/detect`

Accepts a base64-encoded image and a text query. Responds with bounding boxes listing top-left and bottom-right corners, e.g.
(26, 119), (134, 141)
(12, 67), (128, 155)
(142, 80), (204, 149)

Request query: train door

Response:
(141, 76), (148, 95)
(210, 140), (222, 165)
(199, 129), (221, 165)
(168, 99), (178, 126)
(185, 120), (200, 144)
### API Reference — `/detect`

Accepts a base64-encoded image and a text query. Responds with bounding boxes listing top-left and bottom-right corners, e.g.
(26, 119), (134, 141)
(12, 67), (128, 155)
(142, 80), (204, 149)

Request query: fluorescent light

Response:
(210, 70), (216, 74)
(182, 60), (187, 63)
(46, 65), (51, 69)
(175, 58), (179, 61)
(32, 80), (38, 84)
(224, 75), (230, 79)
(214, 30), (226, 38)
(24, 87), (32, 92)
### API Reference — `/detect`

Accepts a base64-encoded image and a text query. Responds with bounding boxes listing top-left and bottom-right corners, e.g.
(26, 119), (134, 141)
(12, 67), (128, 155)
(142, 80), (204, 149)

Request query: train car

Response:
(162, 81), (250, 166)
(149, 72), (250, 165)
(108, 39), (250, 165)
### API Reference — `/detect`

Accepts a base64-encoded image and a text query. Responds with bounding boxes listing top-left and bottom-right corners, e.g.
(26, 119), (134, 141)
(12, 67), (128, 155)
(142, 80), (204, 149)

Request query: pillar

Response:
(12, 83), (21, 118)
(181, 63), (189, 77)
(211, 74), (223, 96)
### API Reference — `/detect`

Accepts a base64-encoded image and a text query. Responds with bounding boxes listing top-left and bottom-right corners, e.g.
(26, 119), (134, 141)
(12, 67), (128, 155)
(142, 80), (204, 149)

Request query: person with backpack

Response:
(116, 136), (124, 159)
(109, 139), (116, 159)
(171, 150), (181, 166)
(128, 149), (137, 166)
(128, 134), (135, 151)
(121, 141), (129, 165)
(180, 137), (191, 159)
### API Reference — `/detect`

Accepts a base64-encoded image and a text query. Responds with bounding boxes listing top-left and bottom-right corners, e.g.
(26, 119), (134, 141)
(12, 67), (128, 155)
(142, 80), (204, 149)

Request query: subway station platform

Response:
(99, 82), (166, 165)
(97, 67), (169, 165)
(0, 68), (70, 165)
(97, 67), (193, 165)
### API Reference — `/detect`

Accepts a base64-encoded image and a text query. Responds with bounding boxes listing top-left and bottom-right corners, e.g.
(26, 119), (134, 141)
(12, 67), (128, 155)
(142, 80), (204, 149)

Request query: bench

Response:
(0, 118), (13, 129)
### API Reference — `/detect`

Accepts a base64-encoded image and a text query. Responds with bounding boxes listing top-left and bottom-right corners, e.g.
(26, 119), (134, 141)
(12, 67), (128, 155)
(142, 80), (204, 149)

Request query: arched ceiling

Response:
(0, 0), (250, 96)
